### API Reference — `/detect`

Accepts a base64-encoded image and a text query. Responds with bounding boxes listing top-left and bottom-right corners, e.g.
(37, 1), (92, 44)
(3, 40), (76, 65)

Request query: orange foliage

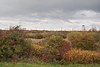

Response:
(66, 48), (100, 64)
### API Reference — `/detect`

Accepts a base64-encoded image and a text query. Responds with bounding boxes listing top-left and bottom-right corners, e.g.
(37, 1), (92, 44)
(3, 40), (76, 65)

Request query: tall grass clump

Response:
(66, 48), (100, 64)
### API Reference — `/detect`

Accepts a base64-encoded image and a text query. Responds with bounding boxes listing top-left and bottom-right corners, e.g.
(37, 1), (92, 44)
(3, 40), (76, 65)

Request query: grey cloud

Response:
(0, 0), (100, 17)
(0, 0), (100, 30)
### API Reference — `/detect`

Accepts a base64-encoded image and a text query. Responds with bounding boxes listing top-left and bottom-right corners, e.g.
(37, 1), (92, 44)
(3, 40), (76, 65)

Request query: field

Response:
(0, 63), (100, 67)
(0, 0), (100, 66)
(0, 27), (100, 67)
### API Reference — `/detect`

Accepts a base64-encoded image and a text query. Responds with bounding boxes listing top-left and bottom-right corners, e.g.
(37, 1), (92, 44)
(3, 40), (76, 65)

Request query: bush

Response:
(67, 32), (97, 50)
(66, 48), (100, 64)
(41, 31), (51, 38)
(31, 44), (44, 57)
(33, 33), (44, 39)
(26, 32), (44, 39)
(25, 33), (34, 38)
(92, 32), (100, 51)
(43, 33), (71, 63)
(0, 26), (30, 62)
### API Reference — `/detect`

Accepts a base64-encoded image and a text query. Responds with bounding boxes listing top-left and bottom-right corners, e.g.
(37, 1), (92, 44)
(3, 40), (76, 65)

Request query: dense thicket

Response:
(0, 26), (30, 62)
(0, 27), (100, 64)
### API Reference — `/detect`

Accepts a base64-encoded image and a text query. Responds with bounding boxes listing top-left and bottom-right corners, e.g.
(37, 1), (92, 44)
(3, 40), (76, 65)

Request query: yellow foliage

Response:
(66, 48), (100, 63)
(31, 44), (44, 55)
(32, 44), (44, 49)
(26, 33), (33, 36)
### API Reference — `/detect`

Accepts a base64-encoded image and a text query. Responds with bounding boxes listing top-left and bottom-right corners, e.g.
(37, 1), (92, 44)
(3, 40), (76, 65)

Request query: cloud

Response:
(0, 0), (100, 30)
(74, 10), (98, 18)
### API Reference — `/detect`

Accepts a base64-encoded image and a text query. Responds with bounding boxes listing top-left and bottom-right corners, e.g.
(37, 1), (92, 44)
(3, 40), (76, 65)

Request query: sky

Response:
(0, 0), (100, 30)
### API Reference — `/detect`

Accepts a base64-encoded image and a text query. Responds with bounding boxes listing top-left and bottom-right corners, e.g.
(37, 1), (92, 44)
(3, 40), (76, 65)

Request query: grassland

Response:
(0, 63), (100, 67)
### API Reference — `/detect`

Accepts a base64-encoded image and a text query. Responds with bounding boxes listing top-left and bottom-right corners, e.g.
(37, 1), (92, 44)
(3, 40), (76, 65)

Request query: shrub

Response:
(66, 48), (100, 64)
(44, 33), (63, 62)
(89, 32), (100, 42)
(41, 31), (51, 38)
(43, 33), (71, 63)
(25, 33), (34, 38)
(67, 32), (97, 50)
(26, 33), (44, 39)
(0, 26), (30, 61)
(20, 44), (45, 63)
(31, 44), (44, 57)
(92, 32), (100, 51)
(33, 33), (44, 39)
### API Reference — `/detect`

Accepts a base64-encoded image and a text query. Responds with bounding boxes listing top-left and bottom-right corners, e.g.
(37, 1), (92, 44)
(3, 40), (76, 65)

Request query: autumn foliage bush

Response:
(1, 27), (100, 64)
(33, 33), (44, 39)
(31, 44), (44, 57)
(67, 32), (97, 50)
(66, 48), (100, 64)
(0, 26), (30, 62)
(42, 33), (71, 63)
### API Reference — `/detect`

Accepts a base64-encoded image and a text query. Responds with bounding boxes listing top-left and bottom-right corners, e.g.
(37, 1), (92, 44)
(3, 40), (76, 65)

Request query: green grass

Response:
(0, 63), (100, 67)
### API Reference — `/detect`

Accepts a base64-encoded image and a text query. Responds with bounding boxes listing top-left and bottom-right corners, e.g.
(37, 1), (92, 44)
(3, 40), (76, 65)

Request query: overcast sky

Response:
(0, 0), (100, 30)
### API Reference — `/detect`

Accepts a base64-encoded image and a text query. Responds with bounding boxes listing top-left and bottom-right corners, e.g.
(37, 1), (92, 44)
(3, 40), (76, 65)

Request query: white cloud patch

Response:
(0, 10), (100, 30)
